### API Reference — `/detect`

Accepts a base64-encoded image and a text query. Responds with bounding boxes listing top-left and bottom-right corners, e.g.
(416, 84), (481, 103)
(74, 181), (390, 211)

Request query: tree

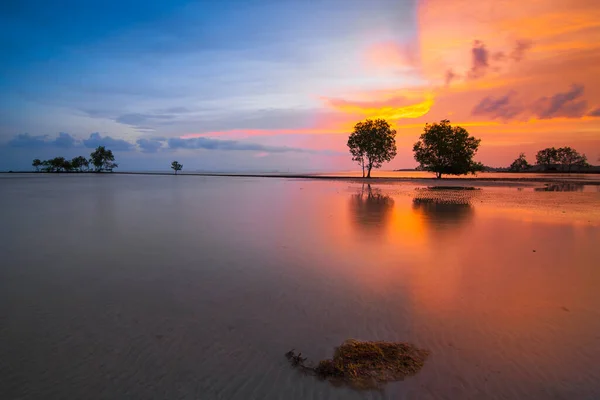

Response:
(90, 146), (117, 172)
(62, 159), (73, 172)
(535, 147), (558, 170)
(555, 147), (588, 172)
(509, 153), (531, 172)
(41, 160), (52, 172)
(71, 156), (89, 172)
(52, 157), (66, 172)
(32, 159), (42, 172)
(171, 161), (183, 175)
(347, 119), (397, 178)
(413, 120), (484, 179)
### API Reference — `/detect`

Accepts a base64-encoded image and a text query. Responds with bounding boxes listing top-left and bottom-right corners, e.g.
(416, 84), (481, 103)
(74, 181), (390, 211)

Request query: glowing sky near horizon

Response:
(1, 0), (599, 171)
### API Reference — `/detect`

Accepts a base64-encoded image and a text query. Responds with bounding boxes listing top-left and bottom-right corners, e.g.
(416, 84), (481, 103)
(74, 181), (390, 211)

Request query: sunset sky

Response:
(1, 0), (599, 171)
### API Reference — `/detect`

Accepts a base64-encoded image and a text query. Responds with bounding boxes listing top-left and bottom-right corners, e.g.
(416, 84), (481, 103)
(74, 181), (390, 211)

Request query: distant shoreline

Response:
(4, 170), (600, 186)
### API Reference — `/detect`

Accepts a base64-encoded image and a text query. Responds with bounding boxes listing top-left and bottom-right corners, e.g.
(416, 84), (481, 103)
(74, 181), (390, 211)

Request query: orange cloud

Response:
(323, 92), (434, 122)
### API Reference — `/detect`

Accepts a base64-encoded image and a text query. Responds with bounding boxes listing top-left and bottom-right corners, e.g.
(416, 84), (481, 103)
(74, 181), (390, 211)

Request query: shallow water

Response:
(1, 174), (599, 400)
(316, 170), (600, 182)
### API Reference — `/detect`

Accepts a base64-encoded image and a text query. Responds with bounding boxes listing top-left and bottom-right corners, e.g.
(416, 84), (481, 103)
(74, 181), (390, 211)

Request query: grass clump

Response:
(286, 339), (429, 390)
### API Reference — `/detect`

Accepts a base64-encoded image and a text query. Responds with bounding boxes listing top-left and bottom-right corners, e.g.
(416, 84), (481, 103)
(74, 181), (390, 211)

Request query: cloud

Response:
(532, 84), (588, 119)
(444, 69), (458, 85)
(7, 134), (50, 148)
(167, 137), (326, 154)
(589, 107), (600, 117)
(6, 133), (79, 148)
(324, 93), (434, 120)
(137, 138), (164, 153)
(472, 84), (590, 121)
(510, 39), (533, 62)
(54, 132), (77, 148)
(492, 52), (506, 62)
(468, 40), (489, 79)
(472, 92), (522, 120)
(115, 113), (175, 126)
(83, 133), (135, 151)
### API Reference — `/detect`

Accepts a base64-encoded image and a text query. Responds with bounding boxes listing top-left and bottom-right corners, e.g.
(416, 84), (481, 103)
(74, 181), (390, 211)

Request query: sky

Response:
(1, 0), (599, 172)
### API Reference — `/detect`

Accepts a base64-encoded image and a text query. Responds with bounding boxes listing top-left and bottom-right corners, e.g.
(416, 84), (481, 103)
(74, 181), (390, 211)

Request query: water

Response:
(315, 170), (600, 182)
(1, 174), (599, 400)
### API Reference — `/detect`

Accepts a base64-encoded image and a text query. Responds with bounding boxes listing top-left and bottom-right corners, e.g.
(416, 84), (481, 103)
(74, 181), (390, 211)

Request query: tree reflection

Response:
(348, 184), (395, 234)
(412, 188), (475, 229)
(534, 183), (585, 192)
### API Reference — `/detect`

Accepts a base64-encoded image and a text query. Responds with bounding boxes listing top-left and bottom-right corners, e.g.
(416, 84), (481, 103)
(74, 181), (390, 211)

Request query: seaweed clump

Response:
(286, 339), (428, 390)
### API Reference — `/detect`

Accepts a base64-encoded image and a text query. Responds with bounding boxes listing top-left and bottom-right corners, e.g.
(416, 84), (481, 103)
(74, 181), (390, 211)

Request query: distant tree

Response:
(41, 160), (52, 172)
(555, 147), (588, 172)
(90, 146), (117, 172)
(347, 119), (397, 178)
(171, 161), (183, 175)
(509, 153), (531, 172)
(62, 159), (73, 172)
(535, 147), (558, 170)
(32, 159), (42, 172)
(71, 156), (89, 172)
(413, 120), (484, 179)
(48, 157), (66, 172)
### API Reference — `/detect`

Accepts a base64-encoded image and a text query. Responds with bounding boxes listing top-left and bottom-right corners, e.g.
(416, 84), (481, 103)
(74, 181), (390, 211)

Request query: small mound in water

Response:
(286, 339), (429, 390)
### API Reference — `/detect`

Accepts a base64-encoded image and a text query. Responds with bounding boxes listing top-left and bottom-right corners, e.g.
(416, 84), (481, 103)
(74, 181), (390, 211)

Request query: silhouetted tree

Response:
(535, 147), (558, 170)
(413, 120), (484, 179)
(171, 161), (183, 174)
(555, 147), (588, 172)
(509, 153), (531, 172)
(90, 146), (117, 172)
(32, 159), (42, 172)
(347, 119), (397, 178)
(71, 156), (89, 172)
(62, 159), (73, 172)
(48, 157), (66, 172)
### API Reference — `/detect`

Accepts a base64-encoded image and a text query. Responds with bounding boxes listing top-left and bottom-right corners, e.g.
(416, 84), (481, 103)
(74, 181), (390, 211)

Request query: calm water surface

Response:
(1, 174), (599, 400)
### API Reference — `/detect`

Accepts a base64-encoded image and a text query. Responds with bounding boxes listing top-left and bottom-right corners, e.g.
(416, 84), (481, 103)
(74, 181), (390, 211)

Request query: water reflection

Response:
(412, 188), (475, 229)
(348, 184), (395, 234)
(535, 183), (585, 192)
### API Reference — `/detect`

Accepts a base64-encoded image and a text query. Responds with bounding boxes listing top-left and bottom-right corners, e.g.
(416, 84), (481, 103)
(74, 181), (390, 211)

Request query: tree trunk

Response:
(361, 161), (364, 178)
(367, 164), (372, 178)
(436, 172), (442, 179)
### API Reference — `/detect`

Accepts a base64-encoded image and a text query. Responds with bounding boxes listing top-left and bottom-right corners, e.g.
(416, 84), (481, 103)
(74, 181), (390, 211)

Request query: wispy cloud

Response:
(467, 41), (490, 79)
(472, 84), (592, 121)
(532, 84), (588, 119)
(510, 39), (533, 62)
(472, 92), (521, 120)
(166, 136), (336, 154)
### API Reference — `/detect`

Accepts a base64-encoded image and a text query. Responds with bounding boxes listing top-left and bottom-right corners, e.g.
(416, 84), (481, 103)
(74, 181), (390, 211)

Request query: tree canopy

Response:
(90, 146), (118, 172)
(347, 119), (397, 178)
(171, 161), (183, 174)
(71, 156), (89, 172)
(535, 146), (588, 171)
(509, 153), (531, 172)
(413, 120), (483, 179)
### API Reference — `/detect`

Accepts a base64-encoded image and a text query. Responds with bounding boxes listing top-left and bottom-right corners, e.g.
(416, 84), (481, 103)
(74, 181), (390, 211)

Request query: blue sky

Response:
(0, 0), (418, 171)
(6, 0), (596, 171)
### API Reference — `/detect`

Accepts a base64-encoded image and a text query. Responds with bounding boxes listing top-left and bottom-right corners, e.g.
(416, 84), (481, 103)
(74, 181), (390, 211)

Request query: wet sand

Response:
(1, 174), (599, 399)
